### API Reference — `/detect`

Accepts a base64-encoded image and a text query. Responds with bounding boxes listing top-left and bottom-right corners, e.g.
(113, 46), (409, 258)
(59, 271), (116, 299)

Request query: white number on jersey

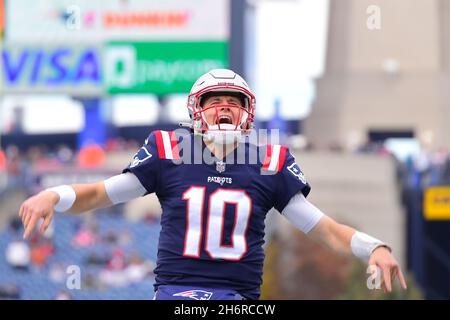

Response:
(182, 187), (252, 261)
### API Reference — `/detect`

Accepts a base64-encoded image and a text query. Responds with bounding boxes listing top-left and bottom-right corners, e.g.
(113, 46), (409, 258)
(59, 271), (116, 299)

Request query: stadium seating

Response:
(0, 210), (160, 300)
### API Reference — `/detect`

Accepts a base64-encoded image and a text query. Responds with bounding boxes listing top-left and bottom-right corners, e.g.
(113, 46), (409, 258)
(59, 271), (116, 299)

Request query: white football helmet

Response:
(185, 69), (256, 144)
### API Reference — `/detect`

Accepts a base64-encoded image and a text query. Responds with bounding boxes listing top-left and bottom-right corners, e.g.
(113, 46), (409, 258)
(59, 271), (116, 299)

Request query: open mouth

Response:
(216, 115), (233, 125)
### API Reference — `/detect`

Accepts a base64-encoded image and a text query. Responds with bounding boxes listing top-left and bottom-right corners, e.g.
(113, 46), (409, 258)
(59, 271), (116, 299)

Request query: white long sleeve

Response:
(281, 192), (324, 234)
(103, 172), (147, 205)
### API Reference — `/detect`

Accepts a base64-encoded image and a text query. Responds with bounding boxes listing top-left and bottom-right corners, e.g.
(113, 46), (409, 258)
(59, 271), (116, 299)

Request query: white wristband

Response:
(350, 231), (390, 263)
(46, 185), (76, 212)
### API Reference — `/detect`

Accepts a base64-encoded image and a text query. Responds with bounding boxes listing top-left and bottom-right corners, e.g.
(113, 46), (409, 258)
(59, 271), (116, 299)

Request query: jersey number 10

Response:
(182, 186), (252, 261)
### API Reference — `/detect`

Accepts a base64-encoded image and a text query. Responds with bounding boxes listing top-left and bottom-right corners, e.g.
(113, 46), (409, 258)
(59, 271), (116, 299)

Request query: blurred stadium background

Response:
(0, 0), (449, 300)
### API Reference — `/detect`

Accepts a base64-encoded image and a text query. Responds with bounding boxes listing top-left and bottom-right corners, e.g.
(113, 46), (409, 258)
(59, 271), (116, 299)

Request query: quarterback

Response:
(19, 69), (407, 300)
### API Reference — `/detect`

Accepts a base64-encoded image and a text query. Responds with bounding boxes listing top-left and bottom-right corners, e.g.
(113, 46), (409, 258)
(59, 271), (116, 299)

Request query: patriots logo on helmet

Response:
(173, 290), (213, 300)
(129, 146), (152, 168)
(287, 163), (307, 184)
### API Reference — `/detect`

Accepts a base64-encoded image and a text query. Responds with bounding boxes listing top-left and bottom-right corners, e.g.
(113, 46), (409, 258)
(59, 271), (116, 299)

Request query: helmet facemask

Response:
(187, 86), (256, 145)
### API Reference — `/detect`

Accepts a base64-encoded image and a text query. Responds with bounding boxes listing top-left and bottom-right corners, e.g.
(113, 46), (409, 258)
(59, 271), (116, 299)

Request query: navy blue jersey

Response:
(123, 130), (311, 299)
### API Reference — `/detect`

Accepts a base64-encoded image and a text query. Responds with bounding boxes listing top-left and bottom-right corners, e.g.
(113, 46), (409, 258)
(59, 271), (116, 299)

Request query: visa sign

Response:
(2, 46), (102, 95)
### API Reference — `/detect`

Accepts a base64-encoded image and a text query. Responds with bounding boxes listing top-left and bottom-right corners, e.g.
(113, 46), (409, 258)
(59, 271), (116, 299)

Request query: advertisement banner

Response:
(105, 41), (228, 94)
(2, 42), (227, 95)
(424, 187), (450, 220)
(2, 45), (103, 96)
(6, 0), (229, 42)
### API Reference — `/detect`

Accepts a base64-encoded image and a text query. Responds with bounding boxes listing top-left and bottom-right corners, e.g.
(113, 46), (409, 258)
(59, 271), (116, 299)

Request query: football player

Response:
(19, 69), (407, 300)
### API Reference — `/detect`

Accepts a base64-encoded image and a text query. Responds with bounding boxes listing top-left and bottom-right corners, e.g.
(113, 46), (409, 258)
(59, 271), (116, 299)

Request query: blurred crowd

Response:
(0, 140), (161, 300)
(0, 138), (141, 194)
(399, 147), (450, 189)
(0, 210), (158, 300)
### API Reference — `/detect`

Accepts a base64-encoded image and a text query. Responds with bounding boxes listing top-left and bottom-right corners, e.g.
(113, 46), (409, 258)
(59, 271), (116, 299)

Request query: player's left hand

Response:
(368, 246), (407, 293)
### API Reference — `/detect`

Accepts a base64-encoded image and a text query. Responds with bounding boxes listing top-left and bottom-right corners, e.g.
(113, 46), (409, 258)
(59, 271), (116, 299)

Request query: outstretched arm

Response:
(19, 172), (146, 239)
(282, 193), (407, 292)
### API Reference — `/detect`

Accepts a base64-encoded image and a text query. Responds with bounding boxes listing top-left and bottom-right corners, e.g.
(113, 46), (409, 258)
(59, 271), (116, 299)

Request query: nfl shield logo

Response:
(216, 161), (226, 173)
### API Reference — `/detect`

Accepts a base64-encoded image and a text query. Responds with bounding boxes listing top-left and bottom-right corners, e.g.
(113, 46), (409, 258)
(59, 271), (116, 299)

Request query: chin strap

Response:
(179, 121), (252, 143)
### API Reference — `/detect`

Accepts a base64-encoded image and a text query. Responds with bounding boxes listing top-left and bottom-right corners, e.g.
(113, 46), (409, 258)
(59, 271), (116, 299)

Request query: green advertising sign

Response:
(105, 41), (228, 94)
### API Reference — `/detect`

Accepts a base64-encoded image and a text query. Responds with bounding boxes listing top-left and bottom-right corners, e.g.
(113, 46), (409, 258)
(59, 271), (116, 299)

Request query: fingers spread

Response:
(21, 211), (27, 227)
(23, 214), (39, 240)
(397, 267), (408, 290)
(382, 266), (392, 292)
(39, 212), (53, 235)
(22, 211), (30, 230)
(21, 205), (29, 224)
(24, 211), (33, 229)
(19, 205), (24, 219)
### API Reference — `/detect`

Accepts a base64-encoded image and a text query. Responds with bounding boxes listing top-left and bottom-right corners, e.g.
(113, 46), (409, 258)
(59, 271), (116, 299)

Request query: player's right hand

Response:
(19, 191), (59, 240)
